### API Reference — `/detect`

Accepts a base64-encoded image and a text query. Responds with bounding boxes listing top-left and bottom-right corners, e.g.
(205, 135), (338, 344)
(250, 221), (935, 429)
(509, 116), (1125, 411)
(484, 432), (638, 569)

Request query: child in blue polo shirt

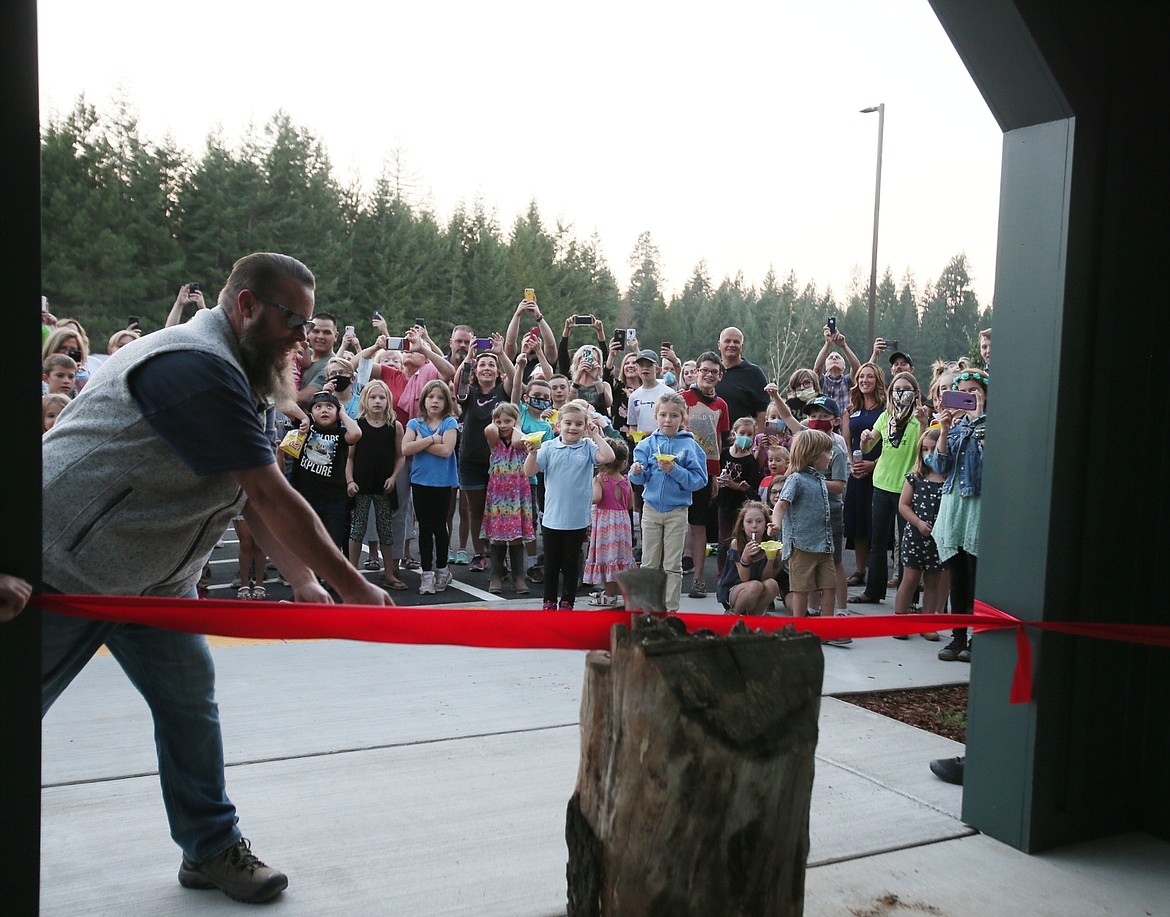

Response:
(523, 400), (614, 610)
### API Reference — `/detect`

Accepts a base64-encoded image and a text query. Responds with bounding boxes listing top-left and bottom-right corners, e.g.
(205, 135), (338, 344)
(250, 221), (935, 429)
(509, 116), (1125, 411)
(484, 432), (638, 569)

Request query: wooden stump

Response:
(566, 570), (823, 916)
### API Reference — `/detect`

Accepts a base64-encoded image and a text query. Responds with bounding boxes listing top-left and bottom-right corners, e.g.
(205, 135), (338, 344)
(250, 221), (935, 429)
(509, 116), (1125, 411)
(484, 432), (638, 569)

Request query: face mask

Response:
(892, 389), (915, 407)
(734, 434), (753, 450)
(329, 376), (352, 390)
(796, 387), (816, 403)
(528, 396), (551, 411)
(663, 372), (677, 387)
(806, 418), (833, 433)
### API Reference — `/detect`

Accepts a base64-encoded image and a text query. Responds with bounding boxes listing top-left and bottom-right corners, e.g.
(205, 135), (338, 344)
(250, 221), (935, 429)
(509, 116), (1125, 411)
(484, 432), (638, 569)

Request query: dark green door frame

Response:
(930, 0), (1170, 851)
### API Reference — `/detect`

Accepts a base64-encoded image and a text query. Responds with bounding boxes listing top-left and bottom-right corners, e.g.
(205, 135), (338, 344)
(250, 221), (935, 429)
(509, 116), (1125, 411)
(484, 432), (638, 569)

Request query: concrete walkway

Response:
(40, 561), (1170, 915)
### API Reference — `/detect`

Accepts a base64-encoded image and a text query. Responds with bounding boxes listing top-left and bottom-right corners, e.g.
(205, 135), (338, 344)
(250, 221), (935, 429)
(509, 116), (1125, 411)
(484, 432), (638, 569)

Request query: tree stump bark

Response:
(566, 570), (823, 916)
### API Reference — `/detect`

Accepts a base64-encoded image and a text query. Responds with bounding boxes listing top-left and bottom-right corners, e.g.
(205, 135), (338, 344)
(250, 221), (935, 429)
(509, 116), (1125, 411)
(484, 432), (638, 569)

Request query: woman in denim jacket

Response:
(925, 369), (988, 662)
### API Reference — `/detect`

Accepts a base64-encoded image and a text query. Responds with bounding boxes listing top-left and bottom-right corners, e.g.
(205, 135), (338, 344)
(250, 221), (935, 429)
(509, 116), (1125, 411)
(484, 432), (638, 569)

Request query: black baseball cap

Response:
(806, 395), (841, 417)
(310, 391), (340, 408)
(888, 350), (914, 366)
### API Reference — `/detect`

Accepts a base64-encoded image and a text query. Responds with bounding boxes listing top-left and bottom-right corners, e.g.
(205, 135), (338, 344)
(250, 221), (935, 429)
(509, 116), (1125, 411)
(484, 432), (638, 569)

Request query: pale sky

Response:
(37, 0), (1003, 306)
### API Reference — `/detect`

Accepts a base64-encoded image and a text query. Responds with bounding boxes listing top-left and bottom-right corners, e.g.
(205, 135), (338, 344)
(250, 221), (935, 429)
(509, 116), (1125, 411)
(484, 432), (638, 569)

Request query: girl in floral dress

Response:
(482, 402), (535, 594)
(585, 439), (636, 607)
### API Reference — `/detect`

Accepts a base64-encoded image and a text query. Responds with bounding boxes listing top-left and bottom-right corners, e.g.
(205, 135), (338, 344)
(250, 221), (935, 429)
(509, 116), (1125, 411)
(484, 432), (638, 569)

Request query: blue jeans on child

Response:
(41, 587), (242, 864)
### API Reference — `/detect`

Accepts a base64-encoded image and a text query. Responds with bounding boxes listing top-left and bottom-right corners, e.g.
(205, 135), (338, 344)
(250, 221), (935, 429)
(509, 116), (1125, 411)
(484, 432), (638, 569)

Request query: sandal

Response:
(846, 572), (865, 587)
(847, 593), (882, 604)
(401, 556), (421, 570)
(381, 577), (408, 590)
(364, 560), (381, 571)
(251, 585), (267, 601)
(588, 593), (621, 607)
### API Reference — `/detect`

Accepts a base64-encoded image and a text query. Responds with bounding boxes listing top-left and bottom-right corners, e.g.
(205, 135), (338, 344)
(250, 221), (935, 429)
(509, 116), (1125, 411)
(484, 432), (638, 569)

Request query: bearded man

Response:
(40, 252), (391, 903)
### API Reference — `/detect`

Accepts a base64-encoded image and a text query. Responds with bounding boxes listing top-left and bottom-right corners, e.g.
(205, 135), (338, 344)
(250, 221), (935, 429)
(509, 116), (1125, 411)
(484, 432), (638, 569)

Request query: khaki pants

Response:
(640, 503), (689, 612)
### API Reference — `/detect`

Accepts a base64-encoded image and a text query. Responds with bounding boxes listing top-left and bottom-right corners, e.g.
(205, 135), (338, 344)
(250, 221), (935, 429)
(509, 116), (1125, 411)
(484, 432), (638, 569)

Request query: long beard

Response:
(239, 329), (296, 407)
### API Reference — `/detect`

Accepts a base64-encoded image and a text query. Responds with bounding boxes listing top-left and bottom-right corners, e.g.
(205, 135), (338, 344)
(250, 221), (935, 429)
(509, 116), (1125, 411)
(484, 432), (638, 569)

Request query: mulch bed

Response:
(838, 683), (968, 743)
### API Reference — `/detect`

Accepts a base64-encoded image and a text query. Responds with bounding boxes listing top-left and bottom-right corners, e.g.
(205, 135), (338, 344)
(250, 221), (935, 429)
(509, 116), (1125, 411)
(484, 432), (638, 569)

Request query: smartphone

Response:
(372, 310), (383, 322)
(661, 341), (672, 350)
(887, 339), (900, 352)
(574, 314), (592, 326)
(624, 329), (637, 346)
(612, 329), (625, 350)
(414, 317), (426, 328)
(127, 315), (139, 327)
(941, 389), (977, 411)
(524, 288), (536, 302)
(188, 282), (201, 294)
(345, 325), (355, 338)
(474, 337), (492, 350)
(764, 419), (785, 435)
(827, 316), (837, 335)
(385, 336), (407, 351)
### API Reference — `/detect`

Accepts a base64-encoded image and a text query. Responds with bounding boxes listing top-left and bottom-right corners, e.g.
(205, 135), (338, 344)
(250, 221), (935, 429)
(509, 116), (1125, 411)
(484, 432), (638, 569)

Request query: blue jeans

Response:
(41, 589), (241, 863)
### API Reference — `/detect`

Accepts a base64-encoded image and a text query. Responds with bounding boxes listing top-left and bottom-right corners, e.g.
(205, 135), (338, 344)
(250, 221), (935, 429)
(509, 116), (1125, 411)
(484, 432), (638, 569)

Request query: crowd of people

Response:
(42, 276), (993, 657)
(34, 253), (991, 901)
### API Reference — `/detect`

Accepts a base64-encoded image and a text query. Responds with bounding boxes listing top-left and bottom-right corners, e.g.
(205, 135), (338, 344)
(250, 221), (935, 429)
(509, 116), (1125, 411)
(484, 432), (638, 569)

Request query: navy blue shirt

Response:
(129, 351), (275, 477)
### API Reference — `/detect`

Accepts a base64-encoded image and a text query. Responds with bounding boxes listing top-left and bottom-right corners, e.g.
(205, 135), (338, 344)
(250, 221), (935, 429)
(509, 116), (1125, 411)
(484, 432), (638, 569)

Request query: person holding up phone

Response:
(504, 294), (557, 369)
(925, 369), (988, 663)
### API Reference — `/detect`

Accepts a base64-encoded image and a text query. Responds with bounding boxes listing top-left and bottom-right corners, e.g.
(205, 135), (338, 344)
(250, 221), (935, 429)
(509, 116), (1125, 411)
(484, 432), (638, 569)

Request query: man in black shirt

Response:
(714, 326), (769, 432)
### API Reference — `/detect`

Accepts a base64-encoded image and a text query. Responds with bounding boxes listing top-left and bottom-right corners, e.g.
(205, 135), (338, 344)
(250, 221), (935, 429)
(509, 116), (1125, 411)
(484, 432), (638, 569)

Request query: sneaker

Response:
(455, 550), (470, 565)
(178, 838), (287, 904)
(236, 586), (252, 600)
(542, 600), (556, 610)
(469, 554), (489, 572)
(558, 600), (574, 610)
(938, 637), (967, 661)
(419, 571), (436, 595)
(526, 565), (544, 584)
(681, 555), (694, 573)
(930, 755), (965, 786)
(447, 549), (456, 564)
(434, 567), (452, 592)
(824, 613), (853, 645)
(688, 579), (707, 599)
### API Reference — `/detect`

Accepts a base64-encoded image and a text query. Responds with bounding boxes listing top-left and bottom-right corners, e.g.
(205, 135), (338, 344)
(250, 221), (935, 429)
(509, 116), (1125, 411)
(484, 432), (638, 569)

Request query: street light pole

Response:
(860, 103), (885, 355)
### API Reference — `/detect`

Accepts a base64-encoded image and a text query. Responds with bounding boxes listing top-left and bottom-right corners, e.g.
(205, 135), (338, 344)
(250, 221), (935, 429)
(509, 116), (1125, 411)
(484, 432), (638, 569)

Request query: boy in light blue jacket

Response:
(629, 392), (708, 612)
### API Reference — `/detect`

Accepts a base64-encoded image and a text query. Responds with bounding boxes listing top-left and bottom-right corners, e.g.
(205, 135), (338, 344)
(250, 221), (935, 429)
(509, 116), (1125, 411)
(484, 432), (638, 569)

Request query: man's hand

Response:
(343, 578), (395, 606)
(0, 574), (32, 622)
(292, 581), (333, 604)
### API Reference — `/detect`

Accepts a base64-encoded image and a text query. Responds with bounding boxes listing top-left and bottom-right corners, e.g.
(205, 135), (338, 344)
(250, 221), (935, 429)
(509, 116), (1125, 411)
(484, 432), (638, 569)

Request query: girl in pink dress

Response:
(585, 439), (636, 607)
(482, 402), (536, 594)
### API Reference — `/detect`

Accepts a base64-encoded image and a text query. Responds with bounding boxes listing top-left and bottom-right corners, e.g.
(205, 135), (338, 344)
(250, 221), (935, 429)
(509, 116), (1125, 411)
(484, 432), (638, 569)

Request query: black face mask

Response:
(329, 376), (352, 390)
(528, 396), (552, 411)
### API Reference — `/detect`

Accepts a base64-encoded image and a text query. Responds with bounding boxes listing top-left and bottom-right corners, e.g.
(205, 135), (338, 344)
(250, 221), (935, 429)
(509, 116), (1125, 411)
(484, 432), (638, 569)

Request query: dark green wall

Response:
(931, 0), (1170, 851)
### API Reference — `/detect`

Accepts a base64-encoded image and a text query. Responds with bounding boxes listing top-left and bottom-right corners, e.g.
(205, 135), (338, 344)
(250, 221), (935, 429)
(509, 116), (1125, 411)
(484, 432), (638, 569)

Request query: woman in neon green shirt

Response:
(849, 372), (927, 604)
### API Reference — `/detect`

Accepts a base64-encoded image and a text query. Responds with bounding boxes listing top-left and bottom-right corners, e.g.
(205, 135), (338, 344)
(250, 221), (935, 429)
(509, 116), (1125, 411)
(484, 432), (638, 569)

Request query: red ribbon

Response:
(35, 594), (1170, 705)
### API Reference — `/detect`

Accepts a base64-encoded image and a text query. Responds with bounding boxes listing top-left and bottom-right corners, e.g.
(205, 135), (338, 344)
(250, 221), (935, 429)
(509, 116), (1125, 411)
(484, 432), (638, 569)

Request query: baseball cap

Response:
(806, 395), (841, 417)
(635, 349), (659, 365)
(888, 350), (914, 366)
(310, 391), (340, 408)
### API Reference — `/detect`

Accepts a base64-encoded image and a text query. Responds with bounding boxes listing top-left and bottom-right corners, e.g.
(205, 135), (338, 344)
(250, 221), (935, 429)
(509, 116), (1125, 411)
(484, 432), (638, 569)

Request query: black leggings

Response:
(543, 525), (586, 606)
(411, 484), (452, 571)
(946, 548), (978, 640)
